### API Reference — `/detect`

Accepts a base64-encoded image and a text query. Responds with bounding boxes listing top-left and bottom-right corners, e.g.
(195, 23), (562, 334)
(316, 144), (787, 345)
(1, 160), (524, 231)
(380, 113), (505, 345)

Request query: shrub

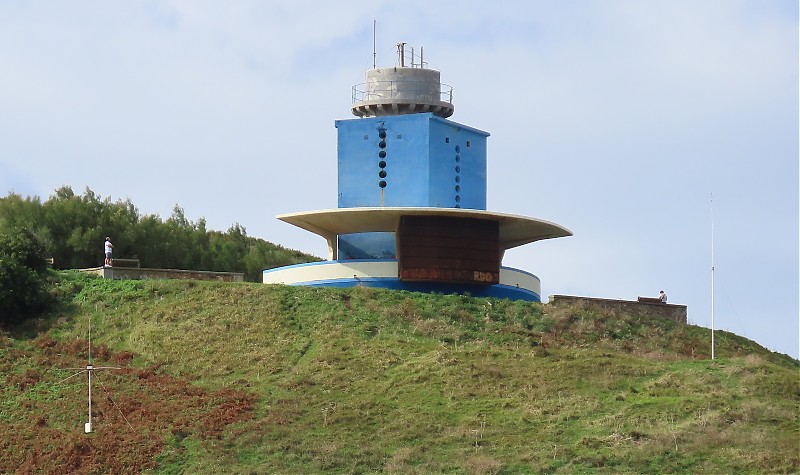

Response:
(0, 227), (52, 324)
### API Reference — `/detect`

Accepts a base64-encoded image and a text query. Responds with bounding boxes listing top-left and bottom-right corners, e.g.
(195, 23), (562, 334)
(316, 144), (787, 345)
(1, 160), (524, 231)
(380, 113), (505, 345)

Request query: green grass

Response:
(1, 271), (797, 474)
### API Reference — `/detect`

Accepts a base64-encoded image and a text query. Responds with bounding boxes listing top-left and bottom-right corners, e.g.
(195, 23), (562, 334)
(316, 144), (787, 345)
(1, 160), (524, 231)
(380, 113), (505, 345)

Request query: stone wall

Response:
(82, 266), (244, 282)
(548, 294), (687, 324)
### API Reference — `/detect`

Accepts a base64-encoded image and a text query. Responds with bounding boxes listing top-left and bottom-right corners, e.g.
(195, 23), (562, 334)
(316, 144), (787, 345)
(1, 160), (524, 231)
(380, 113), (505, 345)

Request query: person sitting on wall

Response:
(659, 290), (667, 304)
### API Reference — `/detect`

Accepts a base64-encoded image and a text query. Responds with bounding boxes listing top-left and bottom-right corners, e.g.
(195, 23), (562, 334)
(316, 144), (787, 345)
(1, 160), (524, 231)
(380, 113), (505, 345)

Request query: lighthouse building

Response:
(263, 44), (571, 301)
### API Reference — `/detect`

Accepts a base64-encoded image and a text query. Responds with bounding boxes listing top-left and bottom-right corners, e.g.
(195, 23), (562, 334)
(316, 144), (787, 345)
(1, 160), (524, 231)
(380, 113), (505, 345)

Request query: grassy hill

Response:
(1, 271), (797, 474)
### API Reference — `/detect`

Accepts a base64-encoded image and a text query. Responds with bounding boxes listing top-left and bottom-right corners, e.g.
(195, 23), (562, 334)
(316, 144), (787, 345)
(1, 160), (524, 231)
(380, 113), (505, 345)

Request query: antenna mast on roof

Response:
(397, 42), (406, 67)
(372, 20), (377, 69)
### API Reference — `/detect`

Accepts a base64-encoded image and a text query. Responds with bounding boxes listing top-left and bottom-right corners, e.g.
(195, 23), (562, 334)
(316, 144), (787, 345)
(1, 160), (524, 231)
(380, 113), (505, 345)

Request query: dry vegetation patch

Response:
(1, 335), (256, 475)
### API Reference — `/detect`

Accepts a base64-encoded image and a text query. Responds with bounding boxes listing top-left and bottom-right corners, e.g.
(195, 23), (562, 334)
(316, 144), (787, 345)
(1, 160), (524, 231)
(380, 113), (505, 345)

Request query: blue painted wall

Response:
(427, 118), (488, 209)
(335, 113), (489, 259)
(297, 278), (540, 302)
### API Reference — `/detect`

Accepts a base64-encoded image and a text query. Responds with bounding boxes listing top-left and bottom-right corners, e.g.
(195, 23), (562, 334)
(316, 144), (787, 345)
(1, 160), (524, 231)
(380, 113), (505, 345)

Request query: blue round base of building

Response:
(263, 260), (541, 302)
(302, 278), (540, 301)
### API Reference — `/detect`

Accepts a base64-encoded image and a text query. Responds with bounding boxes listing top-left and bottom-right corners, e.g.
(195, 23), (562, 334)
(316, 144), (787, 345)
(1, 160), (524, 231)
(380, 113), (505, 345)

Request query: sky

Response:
(1, 1), (797, 359)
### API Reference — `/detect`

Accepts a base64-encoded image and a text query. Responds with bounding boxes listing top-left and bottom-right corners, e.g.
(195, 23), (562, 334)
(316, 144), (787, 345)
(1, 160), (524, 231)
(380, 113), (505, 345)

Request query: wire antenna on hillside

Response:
(56, 316), (129, 434)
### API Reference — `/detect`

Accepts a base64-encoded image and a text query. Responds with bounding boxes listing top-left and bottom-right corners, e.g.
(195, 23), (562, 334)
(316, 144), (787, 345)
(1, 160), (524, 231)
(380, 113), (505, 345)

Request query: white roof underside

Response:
(277, 207), (572, 259)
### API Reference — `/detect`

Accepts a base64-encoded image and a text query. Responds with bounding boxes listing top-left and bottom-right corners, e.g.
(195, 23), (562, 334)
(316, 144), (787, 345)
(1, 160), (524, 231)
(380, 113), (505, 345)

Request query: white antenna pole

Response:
(372, 20), (376, 69)
(87, 365), (93, 433)
(398, 42), (406, 67)
(57, 315), (125, 434)
(711, 193), (716, 360)
(87, 317), (93, 432)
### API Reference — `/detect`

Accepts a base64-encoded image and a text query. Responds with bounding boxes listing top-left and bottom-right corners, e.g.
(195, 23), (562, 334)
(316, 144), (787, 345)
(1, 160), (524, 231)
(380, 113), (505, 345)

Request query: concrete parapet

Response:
(111, 258), (140, 268)
(81, 266), (244, 282)
(548, 294), (687, 325)
(352, 67), (454, 118)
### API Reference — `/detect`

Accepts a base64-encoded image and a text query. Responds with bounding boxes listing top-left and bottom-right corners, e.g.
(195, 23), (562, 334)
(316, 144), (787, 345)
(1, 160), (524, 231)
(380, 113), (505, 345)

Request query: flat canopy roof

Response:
(277, 207), (572, 260)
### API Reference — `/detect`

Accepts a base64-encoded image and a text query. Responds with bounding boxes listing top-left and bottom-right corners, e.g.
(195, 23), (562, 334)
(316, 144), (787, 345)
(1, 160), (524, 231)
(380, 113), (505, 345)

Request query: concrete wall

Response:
(263, 260), (542, 301)
(352, 67), (454, 118)
(428, 117), (488, 210)
(335, 114), (488, 209)
(335, 113), (490, 260)
(548, 295), (687, 324)
(363, 67), (442, 105)
(264, 260), (541, 296)
(83, 267), (244, 282)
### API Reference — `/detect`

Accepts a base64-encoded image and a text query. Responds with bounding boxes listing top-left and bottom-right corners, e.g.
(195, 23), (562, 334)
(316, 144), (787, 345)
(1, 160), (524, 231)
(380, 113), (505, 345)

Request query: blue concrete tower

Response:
(336, 113), (489, 259)
(264, 43), (572, 302)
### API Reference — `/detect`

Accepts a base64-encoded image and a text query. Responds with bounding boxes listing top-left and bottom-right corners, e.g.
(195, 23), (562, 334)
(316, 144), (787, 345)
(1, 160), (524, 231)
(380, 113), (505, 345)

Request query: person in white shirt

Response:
(659, 290), (667, 304)
(104, 237), (114, 267)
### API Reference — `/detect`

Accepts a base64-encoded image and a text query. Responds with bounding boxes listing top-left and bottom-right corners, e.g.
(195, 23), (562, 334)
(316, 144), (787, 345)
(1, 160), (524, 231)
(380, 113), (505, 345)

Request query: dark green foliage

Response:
(0, 227), (52, 323)
(0, 186), (319, 281)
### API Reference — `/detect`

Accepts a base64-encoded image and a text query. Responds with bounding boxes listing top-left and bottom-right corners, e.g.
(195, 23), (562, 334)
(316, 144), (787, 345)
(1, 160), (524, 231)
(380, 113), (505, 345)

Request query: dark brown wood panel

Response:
(399, 246), (500, 260)
(399, 235), (498, 251)
(400, 268), (499, 284)
(400, 256), (498, 271)
(397, 215), (500, 285)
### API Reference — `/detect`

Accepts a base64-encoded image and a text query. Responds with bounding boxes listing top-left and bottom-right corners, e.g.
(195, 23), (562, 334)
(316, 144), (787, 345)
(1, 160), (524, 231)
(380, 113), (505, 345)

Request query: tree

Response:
(39, 186), (139, 268)
(0, 228), (52, 324)
(0, 187), (321, 282)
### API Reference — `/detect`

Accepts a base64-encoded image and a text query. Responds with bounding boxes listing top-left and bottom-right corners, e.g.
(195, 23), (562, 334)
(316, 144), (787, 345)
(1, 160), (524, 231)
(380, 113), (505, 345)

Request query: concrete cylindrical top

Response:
(352, 67), (454, 118)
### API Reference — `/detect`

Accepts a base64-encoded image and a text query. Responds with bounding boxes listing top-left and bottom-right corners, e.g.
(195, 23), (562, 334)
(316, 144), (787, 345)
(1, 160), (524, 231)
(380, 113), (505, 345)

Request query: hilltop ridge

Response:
(1, 272), (797, 474)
